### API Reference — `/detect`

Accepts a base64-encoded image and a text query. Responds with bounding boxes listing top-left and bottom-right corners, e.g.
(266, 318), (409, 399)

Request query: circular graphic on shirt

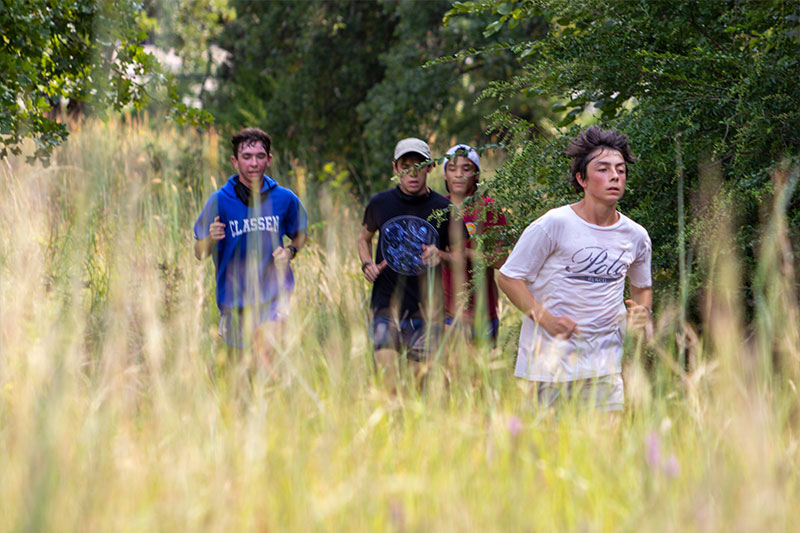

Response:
(380, 215), (439, 275)
(465, 221), (477, 237)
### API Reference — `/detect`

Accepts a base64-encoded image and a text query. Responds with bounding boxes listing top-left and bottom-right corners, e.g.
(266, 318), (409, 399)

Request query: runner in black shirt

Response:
(357, 138), (464, 387)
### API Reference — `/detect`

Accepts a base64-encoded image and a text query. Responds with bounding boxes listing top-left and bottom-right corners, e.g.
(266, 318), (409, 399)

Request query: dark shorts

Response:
(219, 302), (284, 348)
(445, 315), (499, 344)
(371, 310), (442, 362)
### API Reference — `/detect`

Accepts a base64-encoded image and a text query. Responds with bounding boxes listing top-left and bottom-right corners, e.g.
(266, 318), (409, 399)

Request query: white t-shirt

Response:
(499, 205), (652, 382)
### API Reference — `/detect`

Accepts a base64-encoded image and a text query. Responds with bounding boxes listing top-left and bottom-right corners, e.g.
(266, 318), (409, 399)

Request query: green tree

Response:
(357, 0), (548, 188)
(212, 0), (547, 196)
(212, 0), (396, 196)
(142, 0), (234, 110)
(0, 0), (211, 162)
(449, 0), (800, 310)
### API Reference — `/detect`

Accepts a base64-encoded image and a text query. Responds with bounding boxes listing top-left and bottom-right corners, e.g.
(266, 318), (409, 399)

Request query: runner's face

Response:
(577, 148), (627, 206)
(231, 141), (271, 189)
(444, 155), (478, 196)
(393, 154), (430, 196)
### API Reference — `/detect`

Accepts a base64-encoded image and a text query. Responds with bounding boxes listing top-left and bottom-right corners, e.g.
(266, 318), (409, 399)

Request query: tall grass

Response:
(0, 120), (798, 531)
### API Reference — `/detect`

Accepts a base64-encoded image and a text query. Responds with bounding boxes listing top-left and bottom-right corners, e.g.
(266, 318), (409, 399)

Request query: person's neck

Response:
(399, 185), (428, 197)
(449, 191), (468, 207)
(239, 175), (263, 190)
(572, 198), (619, 226)
(450, 189), (478, 207)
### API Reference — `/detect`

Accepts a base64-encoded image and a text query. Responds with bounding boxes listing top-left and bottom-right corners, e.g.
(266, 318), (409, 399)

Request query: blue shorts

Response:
(445, 315), (499, 343)
(219, 302), (283, 348)
(371, 311), (442, 362)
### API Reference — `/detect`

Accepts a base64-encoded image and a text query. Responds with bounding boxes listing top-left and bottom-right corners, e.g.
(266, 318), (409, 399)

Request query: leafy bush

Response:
(451, 0), (800, 312)
(211, 0), (547, 196)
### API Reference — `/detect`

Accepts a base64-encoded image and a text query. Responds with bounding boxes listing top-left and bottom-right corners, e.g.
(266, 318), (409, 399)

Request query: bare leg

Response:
(254, 320), (283, 379)
(407, 359), (431, 390)
(374, 347), (401, 392)
(603, 411), (622, 432)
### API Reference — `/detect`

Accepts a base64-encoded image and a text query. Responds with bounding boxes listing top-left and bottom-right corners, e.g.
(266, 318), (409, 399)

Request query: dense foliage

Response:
(5, 0), (798, 313)
(0, 0), (211, 161)
(211, 0), (546, 196)
(141, 0), (235, 111)
(450, 0), (800, 308)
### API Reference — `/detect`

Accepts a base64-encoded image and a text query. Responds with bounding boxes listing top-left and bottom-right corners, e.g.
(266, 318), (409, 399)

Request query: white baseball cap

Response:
(393, 138), (432, 161)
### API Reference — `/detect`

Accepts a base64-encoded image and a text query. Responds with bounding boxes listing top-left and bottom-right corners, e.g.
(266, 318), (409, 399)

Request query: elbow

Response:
(497, 272), (511, 293)
(193, 241), (206, 261)
(497, 271), (522, 297)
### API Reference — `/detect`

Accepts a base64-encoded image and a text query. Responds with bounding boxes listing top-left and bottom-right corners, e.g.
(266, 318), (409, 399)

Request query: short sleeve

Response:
(194, 193), (219, 240)
(498, 222), (554, 283)
(627, 233), (652, 288)
(362, 194), (380, 232)
(285, 195), (309, 238)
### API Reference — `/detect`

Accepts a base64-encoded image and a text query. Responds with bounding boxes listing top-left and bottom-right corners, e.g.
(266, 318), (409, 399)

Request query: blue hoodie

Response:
(194, 174), (308, 310)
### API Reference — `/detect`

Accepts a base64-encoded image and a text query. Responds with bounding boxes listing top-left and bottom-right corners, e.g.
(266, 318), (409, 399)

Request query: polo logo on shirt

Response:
(565, 246), (626, 283)
(228, 216), (280, 238)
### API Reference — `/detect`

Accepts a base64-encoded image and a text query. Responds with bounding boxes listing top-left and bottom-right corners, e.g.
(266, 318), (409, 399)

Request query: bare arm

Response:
(194, 237), (213, 260)
(627, 285), (653, 309)
(497, 272), (578, 339)
(290, 232), (307, 251)
(272, 232), (309, 269)
(357, 224), (376, 266)
(625, 285), (653, 338)
(357, 224), (386, 282)
(194, 216), (225, 260)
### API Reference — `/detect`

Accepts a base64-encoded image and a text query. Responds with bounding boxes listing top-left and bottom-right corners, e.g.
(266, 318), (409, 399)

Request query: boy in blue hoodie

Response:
(194, 128), (308, 350)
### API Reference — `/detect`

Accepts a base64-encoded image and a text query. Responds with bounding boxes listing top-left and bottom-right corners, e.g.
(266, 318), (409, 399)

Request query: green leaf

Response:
(496, 3), (513, 16)
(483, 20), (504, 37)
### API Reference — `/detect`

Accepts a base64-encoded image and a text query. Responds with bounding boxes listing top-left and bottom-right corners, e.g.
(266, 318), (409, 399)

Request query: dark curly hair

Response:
(566, 126), (636, 193)
(232, 127), (272, 157)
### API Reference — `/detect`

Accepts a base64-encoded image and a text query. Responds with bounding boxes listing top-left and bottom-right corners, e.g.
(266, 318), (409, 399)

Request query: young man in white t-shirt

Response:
(497, 126), (653, 411)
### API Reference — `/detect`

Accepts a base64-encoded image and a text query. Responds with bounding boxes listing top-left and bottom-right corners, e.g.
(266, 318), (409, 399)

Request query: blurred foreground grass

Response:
(0, 120), (798, 531)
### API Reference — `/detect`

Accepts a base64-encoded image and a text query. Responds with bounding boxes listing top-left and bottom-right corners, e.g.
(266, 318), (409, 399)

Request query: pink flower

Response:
(645, 431), (681, 478)
(645, 431), (661, 467)
(508, 415), (523, 437)
(664, 455), (681, 478)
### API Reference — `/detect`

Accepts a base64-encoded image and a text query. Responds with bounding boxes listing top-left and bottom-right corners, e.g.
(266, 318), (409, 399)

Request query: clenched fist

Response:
(209, 216), (225, 241)
(273, 246), (293, 270)
(362, 260), (387, 283)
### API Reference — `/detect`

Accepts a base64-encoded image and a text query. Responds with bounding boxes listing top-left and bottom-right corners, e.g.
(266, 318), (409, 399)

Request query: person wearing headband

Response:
(441, 144), (507, 346)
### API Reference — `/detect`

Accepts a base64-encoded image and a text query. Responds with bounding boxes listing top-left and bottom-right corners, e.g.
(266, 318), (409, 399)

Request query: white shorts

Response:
(535, 373), (624, 412)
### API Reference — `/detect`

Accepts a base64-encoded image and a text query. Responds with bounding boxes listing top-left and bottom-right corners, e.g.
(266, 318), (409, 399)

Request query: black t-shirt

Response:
(363, 186), (465, 318)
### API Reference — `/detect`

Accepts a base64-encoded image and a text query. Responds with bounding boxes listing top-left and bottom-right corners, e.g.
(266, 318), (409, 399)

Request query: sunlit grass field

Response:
(1, 120), (798, 531)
